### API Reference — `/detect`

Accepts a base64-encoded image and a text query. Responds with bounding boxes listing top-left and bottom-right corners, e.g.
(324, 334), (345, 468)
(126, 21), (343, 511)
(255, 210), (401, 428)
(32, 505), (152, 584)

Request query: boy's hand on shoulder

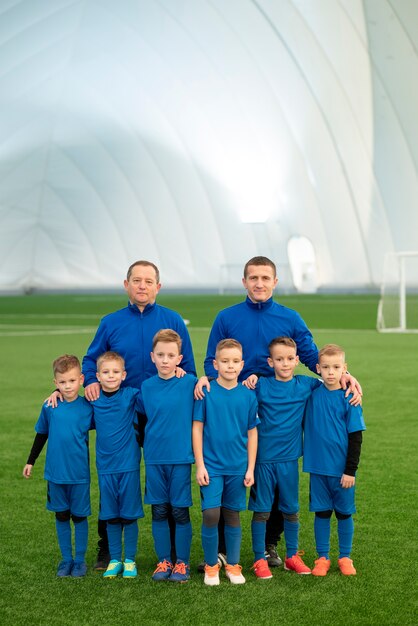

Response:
(194, 376), (210, 400)
(244, 469), (254, 487)
(340, 473), (355, 489)
(175, 366), (186, 378)
(44, 390), (62, 408)
(242, 375), (258, 390)
(341, 373), (362, 406)
(84, 382), (101, 402)
(196, 465), (209, 486)
(23, 464), (33, 478)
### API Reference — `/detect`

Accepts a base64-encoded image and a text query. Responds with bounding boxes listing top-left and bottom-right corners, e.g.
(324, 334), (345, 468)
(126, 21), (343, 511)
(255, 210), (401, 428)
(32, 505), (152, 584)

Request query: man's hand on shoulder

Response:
(84, 382), (101, 402)
(194, 376), (210, 400)
(341, 373), (362, 406)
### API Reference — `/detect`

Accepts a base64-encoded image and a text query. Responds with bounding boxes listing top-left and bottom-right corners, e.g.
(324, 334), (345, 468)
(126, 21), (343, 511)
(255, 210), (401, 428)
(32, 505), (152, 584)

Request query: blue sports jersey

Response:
(92, 387), (141, 474)
(138, 374), (197, 465)
(193, 381), (259, 475)
(82, 301), (196, 388)
(303, 386), (366, 478)
(35, 396), (93, 484)
(256, 375), (321, 462)
(204, 297), (319, 380)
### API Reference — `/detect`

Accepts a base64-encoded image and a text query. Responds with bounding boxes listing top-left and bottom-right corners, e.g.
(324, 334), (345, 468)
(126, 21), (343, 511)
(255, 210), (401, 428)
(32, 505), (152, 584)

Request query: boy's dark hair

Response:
(268, 336), (297, 354)
(243, 256), (277, 278)
(97, 351), (125, 371)
(215, 338), (243, 357)
(152, 328), (182, 351)
(126, 260), (160, 283)
(53, 354), (81, 376)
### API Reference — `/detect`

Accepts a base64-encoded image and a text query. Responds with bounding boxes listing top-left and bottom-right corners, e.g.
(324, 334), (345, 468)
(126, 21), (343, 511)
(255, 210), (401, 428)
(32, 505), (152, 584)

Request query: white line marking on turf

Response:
(0, 328), (96, 337)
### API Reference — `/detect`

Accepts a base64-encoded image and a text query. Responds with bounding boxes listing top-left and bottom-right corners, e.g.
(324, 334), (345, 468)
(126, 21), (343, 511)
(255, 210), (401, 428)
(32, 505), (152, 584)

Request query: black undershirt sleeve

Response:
(344, 431), (363, 476)
(27, 433), (48, 465)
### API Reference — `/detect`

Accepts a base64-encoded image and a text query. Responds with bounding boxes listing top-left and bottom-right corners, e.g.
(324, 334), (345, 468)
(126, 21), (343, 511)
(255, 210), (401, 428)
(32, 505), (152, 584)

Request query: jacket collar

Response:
(245, 296), (274, 311)
(128, 300), (157, 315)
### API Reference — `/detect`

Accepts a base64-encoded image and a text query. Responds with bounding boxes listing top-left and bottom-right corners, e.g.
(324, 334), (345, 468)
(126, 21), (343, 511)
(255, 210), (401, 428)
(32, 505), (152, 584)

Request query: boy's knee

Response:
(171, 507), (190, 525)
(222, 507), (240, 527)
(202, 507), (220, 528)
(252, 511), (270, 523)
(107, 517), (122, 525)
(315, 510), (333, 519)
(55, 510), (71, 522)
(152, 503), (170, 522)
(282, 512), (299, 523)
(335, 511), (351, 520)
(120, 518), (136, 526)
(71, 515), (87, 524)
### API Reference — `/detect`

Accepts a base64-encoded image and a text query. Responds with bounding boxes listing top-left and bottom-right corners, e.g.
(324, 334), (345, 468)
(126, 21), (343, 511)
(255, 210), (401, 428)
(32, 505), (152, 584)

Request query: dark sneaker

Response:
(57, 560), (74, 577)
(94, 549), (110, 571)
(265, 544), (282, 567)
(152, 560), (173, 581)
(71, 562), (87, 578)
(169, 560), (190, 583)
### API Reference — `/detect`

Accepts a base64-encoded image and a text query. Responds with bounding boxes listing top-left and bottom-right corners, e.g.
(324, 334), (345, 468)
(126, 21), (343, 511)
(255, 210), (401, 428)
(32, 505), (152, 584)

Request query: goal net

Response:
(377, 251), (418, 332)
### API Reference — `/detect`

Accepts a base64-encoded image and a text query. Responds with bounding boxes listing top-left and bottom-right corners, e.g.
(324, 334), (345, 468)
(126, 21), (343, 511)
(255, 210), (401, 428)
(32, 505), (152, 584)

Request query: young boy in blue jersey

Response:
(193, 339), (259, 586)
(303, 344), (366, 576)
(23, 355), (93, 578)
(136, 329), (197, 583)
(93, 351), (144, 579)
(247, 337), (321, 579)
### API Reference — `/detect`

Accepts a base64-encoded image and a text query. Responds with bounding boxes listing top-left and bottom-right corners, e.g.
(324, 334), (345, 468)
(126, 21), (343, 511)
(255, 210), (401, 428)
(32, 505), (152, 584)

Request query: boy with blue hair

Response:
(136, 329), (197, 583)
(23, 355), (93, 578)
(303, 344), (365, 576)
(193, 339), (259, 586)
(93, 351), (144, 579)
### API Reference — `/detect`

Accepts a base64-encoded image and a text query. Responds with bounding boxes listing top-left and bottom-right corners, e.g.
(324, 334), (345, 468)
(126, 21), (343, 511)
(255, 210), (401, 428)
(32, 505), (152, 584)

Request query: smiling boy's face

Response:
(54, 366), (84, 402)
(96, 359), (126, 392)
(267, 344), (299, 381)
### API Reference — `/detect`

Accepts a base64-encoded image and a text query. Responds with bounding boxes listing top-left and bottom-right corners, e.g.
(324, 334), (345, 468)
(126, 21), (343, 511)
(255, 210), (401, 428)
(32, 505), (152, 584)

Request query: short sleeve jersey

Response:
(92, 387), (141, 474)
(256, 375), (321, 463)
(303, 385), (366, 477)
(35, 396), (93, 484)
(138, 374), (197, 465)
(193, 381), (259, 476)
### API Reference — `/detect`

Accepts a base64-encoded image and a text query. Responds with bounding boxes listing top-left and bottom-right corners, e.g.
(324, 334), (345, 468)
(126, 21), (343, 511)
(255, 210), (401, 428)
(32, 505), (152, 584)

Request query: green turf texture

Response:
(1, 294), (417, 625)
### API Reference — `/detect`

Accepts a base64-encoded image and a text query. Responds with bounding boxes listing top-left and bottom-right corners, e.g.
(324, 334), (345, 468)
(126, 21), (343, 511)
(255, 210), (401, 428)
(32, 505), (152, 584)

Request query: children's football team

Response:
(24, 330), (365, 582)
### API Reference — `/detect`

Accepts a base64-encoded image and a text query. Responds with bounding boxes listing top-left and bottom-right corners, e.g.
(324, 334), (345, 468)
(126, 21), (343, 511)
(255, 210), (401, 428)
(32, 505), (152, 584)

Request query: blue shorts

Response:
(46, 482), (91, 517)
(248, 461), (299, 514)
(309, 473), (356, 515)
(98, 470), (144, 520)
(145, 464), (192, 507)
(200, 474), (246, 512)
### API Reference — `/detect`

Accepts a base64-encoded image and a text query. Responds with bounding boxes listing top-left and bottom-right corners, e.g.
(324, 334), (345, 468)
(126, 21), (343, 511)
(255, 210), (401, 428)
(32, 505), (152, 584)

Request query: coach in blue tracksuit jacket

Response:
(82, 260), (196, 568)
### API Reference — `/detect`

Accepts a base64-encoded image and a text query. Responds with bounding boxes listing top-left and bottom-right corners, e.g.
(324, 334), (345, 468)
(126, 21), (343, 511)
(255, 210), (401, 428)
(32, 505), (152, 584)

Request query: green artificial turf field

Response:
(1, 293), (417, 625)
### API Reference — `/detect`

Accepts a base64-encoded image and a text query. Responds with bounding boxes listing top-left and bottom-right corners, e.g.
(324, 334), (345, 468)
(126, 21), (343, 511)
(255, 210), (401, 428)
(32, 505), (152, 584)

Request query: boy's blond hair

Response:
(97, 351), (125, 371)
(215, 338), (243, 357)
(53, 354), (81, 376)
(318, 344), (346, 362)
(127, 260), (160, 283)
(268, 336), (297, 354)
(152, 329), (182, 352)
(243, 256), (277, 278)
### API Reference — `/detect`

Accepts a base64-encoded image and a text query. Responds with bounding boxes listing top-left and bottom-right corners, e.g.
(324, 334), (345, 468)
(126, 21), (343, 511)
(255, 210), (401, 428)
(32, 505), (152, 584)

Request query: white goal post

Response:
(377, 251), (418, 333)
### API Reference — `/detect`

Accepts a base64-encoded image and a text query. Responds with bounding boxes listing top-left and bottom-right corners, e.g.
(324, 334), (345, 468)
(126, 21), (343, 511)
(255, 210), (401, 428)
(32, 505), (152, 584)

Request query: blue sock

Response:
(251, 520), (266, 562)
(201, 524), (218, 566)
(55, 519), (72, 561)
(338, 516), (354, 558)
(314, 515), (331, 559)
(175, 522), (192, 564)
(106, 522), (122, 561)
(123, 521), (138, 562)
(152, 519), (172, 562)
(284, 518), (299, 558)
(73, 518), (88, 563)
(224, 524), (242, 565)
